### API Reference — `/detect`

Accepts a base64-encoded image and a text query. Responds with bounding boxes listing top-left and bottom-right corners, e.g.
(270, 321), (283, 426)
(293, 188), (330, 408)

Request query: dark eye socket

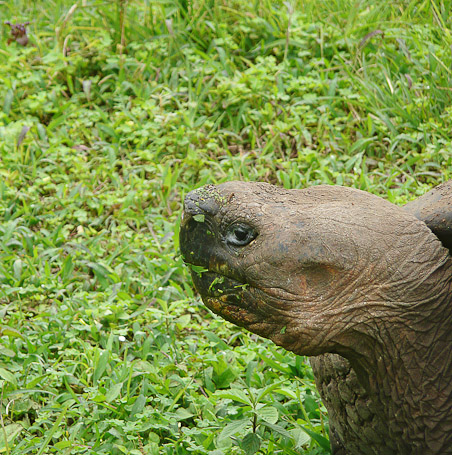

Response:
(225, 223), (257, 247)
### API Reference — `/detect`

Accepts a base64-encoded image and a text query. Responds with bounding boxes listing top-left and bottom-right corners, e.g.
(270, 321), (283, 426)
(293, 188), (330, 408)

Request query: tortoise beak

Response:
(180, 186), (222, 268)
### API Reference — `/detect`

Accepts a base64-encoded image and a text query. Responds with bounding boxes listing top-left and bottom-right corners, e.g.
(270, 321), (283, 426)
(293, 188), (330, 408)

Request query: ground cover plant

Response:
(0, 0), (451, 453)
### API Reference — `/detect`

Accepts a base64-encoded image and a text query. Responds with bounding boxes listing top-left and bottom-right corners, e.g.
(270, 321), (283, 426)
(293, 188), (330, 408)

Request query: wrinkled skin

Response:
(179, 181), (452, 455)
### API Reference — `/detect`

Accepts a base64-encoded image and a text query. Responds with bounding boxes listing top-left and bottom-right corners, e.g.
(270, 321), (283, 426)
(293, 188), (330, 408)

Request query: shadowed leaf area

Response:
(0, 0), (451, 453)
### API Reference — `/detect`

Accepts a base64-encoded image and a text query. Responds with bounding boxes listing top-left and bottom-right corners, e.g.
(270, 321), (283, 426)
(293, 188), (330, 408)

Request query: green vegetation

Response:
(0, 0), (450, 453)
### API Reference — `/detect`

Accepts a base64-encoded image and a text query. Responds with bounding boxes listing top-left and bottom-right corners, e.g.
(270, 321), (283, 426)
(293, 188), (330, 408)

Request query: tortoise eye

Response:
(226, 223), (257, 247)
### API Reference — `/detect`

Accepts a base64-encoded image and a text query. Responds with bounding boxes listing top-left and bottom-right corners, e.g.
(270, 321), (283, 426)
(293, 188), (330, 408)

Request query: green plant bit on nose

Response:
(209, 276), (225, 292)
(193, 214), (205, 223)
(189, 264), (208, 277)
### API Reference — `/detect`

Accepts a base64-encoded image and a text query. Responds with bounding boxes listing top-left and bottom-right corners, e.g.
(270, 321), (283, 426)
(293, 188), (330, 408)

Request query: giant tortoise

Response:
(179, 180), (452, 454)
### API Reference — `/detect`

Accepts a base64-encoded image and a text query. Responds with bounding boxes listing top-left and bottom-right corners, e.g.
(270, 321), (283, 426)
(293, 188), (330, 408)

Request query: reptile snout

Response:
(183, 186), (221, 218)
(180, 185), (224, 265)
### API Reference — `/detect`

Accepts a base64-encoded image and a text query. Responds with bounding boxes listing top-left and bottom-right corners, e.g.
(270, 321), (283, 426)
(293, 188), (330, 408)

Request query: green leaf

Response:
(1, 326), (24, 339)
(240, 433), (261, 454)
(215, 367), (237, 388)
(106, 383), (123, 402)
(98, 123), (119, 140)
(130, 394), (146, 418)
(93, 350), (109, 384)
(13, 259), (23, 281)
(54, 441), (73, 449)
(175, 407), (195, 420)
(259, 354), (292, 374)
(61, 255), (74, 282)
(260, 421), (292, 438)
(257, 405), (279, 424)
(3, 89), (13, 115)
(256, 380), (284, 402)
(218, 419), (250, 441)
(0, 367), (17, 387)
(87, 262), (111, 283)
(148, 432), (159, 443)
(215, 389), (251, 406)
(0, 423), (23, 452)
(92, 393), (106, 402)
(290, 427), (311, 448)
(0, 347), (15, 358)
(202, 331), (229, 350)
(26, 374), (48, 388)
(193, 214), (205, 222)
(189, 264), (209, 277)
(300, 427), (331, 451)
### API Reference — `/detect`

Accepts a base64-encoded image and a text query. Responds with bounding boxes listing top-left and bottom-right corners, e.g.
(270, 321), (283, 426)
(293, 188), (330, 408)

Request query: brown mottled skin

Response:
(179, 181), (452, 455)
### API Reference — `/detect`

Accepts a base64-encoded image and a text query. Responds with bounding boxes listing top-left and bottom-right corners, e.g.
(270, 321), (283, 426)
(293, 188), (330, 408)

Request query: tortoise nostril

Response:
(184, 189), (220, 217)
(183, 196), (203, 216)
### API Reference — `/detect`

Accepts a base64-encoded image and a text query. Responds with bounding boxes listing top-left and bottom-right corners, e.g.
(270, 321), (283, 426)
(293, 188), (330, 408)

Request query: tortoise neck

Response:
(343, 283), (452, 452)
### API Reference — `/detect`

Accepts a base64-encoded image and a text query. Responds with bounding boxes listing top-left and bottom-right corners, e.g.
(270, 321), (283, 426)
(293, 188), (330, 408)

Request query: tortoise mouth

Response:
(188, 269), (262, 325)
(190, 270), (248, 306)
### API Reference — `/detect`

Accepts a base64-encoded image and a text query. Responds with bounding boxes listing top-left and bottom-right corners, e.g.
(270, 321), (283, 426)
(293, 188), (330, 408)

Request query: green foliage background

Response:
(0, 0), (451, 453)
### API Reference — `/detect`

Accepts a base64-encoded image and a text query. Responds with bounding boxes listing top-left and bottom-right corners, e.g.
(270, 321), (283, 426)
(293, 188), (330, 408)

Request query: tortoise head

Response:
(180, 181), (451, 357)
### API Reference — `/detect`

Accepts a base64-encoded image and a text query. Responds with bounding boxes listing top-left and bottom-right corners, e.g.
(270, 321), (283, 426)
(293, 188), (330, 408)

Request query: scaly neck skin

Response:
(334, 282), (452, 453)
